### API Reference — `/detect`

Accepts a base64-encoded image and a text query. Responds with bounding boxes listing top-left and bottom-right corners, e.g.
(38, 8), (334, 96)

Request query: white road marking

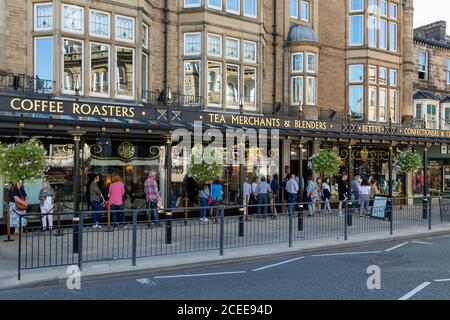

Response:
(434, 279), (450, 282)
(311, 251), (382, 257)
(412, 240), (433, 245)
(385, 242), (409, 252)
(399, 282), (431, 300)
(154, 271), (247, 279)
(136, 278), (157, 286)
(252, 257), (305, 272)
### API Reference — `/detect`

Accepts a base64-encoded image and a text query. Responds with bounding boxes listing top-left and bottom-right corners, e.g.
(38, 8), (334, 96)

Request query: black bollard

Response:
(238, 208), (244, 237)
(422, 197), (428, 220)
(72, 216), (79, 254)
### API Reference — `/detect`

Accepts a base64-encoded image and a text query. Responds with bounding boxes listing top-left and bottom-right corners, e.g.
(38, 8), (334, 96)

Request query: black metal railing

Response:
(11, 196), (450, 279)
(0, 73), (54, 95)
(142, 90), (203, 108)
(262, 103), (346, 122)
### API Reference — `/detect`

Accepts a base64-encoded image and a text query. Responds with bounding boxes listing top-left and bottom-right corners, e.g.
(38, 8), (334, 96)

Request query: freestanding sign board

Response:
(371, 196), (389, 219)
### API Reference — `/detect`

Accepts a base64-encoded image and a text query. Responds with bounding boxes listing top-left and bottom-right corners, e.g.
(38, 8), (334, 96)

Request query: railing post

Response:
(4, 203), (14, 242)
(17, 214), (22, 280)
(132, 210), (137, 266)
(184, 197), (188, 225)
(344, 201), (348, 241)
(219, 206), (224, 256)
(238, 207), (244, 237)
(428, 196), (432, 230)
(298, 202), (304, 231)
(165, 211), (172, 244)
(55, 202), (63, 237)
(288, 212), (293, 248)
(78, 211), (83, 271)
(389, 198), (393, 235)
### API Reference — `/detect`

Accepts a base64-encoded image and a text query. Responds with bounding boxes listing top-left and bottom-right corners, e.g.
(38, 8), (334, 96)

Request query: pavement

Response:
(2, 232), (450, 299)
(1, 219), (450, 293)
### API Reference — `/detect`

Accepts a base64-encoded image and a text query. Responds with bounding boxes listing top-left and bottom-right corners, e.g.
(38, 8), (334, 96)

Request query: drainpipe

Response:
(163, 0), (169, 99)
(272, 0), (278, 107)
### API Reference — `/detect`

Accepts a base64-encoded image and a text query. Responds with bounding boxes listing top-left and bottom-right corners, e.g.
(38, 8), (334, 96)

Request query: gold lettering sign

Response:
(118, 142), (135, 159)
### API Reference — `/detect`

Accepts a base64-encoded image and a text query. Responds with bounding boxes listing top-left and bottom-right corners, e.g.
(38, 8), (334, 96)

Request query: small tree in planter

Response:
(394, 150), (422, 173)
(0, 138), (47, 183)
(308, 150), (342, 178)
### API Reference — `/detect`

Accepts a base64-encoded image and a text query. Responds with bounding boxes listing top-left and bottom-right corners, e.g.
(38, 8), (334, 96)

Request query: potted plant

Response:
(188, 147), (223, 184)
(394, 150), (422, 173)
(308, 149), (342, 178)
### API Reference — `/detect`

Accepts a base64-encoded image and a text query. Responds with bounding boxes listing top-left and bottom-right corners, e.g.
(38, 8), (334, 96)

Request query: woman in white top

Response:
(242, 178), (252, 216)
(250, 176), (259, 215)
(322, 177), (332, 214)
(358, 178), (371, 217)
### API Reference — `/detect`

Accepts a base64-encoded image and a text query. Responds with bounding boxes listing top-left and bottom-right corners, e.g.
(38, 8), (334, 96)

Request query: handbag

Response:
(208, 195), (213, 205)
(15, 189), (28, 211)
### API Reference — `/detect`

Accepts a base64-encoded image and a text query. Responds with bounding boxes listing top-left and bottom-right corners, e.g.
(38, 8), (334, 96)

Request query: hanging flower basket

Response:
(308, 150), (341, 177)
(188, 147), (223, 184)
(394, 151), (422, 173)
(0, 138), (47, 183)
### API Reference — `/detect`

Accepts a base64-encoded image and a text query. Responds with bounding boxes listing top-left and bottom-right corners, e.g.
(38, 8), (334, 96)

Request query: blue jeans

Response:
(351, 191), (359, 211)
(91, 200), (103, 224)
(257, 194), (268, 217)
(288, 193), (297, 214)
(111, 204), (125, 227)
(199, 197), (208, 219)
(147, 200), (159, 224)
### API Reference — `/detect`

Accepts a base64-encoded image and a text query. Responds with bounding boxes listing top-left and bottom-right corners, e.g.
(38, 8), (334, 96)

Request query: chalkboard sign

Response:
(371, 196), (388, 218)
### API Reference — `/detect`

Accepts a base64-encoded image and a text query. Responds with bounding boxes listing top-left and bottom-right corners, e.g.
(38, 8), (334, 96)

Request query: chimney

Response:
(414, 20), (447, 42)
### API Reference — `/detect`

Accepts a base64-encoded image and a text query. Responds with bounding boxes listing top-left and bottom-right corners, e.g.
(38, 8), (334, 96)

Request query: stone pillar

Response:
(312, 139), (321, 180)
(164, 134), (172, 208)
(401, 0), (415, 124)
(69, 130), (85, 212)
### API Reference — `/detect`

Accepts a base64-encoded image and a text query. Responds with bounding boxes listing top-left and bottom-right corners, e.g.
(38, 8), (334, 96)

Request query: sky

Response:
(414, 0), (450, 33)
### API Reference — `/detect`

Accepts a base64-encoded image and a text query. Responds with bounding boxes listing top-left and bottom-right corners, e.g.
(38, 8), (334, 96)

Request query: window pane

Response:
(379, 88), (387, 122)
(226, 38), (239, 59)
(379, 68), (387, 85)
(116, 16), (135, 42)
(208, 0), (222, 9)
(292, 53), (303, 72)
(291, 77), (303, 105)
(416, 104), (422, 119)
(368, 0), (377, 13)
(63, 5), (83, 33)
(380, 0), (387, 16)
(349, 15), (364, 45)
(185, 0), (201, 7)
(142, 25), (149, 48)
(35, 38), (53, 92)
(447, 60), (450, 83)
(389, 69), (397, 87)
(142, 54), (148, 95)
(379, 19), (387, 49)
(90, 11), (110, 37)
(368, 86), (377, 121)
(208, 62), (222, 105)
(389, 89), (397, 123)
(244, 41), (256, 62)
(244, 68), (256, 109)
(307, 53), (316, 73)
(300, 1), (309, 21)
(349, 85), (364, 119)
(244, 0), (257, 17)
(350, 0), (364, 12)
(368, 16), (377, 47)
(90, 43), (109, 95)
(63, 39), (83, 92)
(390, 3), (397, 19)
(227, 0), (239, 12)
(389, 22), (397, 52)
(208, 34), (222, 57)
(116, 47), (134, 97)
(306, 77), (316, 105)
(184, 61), (201, 97)
(35, 4), (53, 30)
(349, 65), (364, 82)
(184, 33), (201, 55)
(369, 65), (377, 83)
(226, 65), (240, 107)
(445, 108), (450, 123)
(290, 0), (298, 18)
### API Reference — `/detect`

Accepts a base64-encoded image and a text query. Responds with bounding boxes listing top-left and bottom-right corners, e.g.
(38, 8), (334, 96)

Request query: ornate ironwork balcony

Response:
(0, 73), (54, 96)
(262, 102), (345, 122)
(142, 90), (204, 108)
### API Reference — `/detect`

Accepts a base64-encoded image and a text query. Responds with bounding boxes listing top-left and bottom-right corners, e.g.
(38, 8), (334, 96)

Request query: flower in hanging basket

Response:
(394, 151), (422, 173)
(308, 150), (342, 177)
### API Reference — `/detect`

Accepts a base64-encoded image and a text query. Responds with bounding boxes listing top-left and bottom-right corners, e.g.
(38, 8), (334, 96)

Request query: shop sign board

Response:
(371, 196), (389, 219)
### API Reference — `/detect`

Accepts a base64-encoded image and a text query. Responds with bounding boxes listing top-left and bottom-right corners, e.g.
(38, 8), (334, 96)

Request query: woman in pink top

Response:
(108, 175), (126, 228)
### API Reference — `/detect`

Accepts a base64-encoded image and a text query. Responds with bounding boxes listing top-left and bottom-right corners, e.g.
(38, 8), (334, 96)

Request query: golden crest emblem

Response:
(360, 147), (369, 162)
(118, 142), (135, 160)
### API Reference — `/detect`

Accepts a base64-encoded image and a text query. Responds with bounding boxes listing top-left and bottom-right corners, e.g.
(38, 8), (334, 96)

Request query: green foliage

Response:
(188, 147), (223, 184)
(394, 151), (422, 173)
(308, 150), (341, 177)
(0, 139), (47, 183)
